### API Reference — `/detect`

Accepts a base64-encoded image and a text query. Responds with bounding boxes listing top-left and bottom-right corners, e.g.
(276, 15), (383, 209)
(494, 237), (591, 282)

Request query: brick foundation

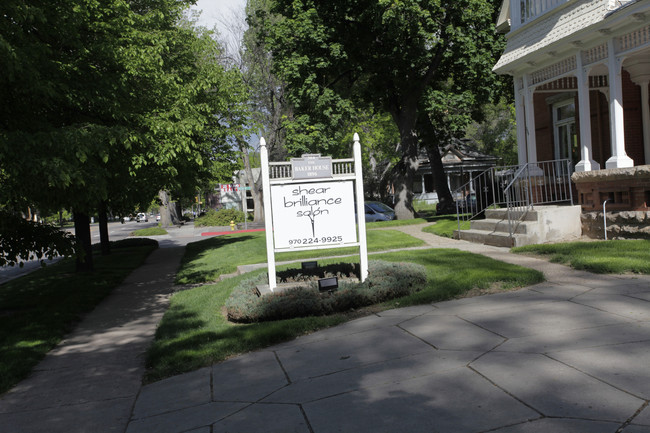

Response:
(572, 165), (650, 212)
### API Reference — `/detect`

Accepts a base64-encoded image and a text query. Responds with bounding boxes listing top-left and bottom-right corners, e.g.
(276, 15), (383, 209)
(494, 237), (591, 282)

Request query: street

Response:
(89, 219), (160, 243)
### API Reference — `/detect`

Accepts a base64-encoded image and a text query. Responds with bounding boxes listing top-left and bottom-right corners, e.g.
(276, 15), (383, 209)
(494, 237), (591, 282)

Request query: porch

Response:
(495, 1), (650, 173)
(452, 161), (650, 246)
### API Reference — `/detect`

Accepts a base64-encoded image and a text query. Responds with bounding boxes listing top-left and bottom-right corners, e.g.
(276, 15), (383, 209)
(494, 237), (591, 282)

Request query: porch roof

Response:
(493, 0), (646, 75)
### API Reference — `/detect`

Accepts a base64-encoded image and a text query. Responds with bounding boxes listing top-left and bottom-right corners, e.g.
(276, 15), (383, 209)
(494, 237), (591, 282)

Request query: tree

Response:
(214, 0), (291, 222)
(0, 210), (76, 267)
(342, 111), (400, 203)
(0, 0), (240, 269)
(266, 0), (504, 218)
(465, 99), (518, 166)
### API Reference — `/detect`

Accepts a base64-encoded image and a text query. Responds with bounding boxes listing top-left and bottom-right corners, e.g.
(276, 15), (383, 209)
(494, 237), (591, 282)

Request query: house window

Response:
(553, 100), (579, 168)
(519, 0), (564, 24)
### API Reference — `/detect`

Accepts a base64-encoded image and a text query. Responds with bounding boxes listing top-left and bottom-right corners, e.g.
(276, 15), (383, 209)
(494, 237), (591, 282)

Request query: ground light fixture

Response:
(318, 277), (338, 292)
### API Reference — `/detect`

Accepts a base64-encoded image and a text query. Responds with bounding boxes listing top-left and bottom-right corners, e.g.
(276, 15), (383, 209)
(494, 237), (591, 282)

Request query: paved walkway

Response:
(1, 224), (649, 432)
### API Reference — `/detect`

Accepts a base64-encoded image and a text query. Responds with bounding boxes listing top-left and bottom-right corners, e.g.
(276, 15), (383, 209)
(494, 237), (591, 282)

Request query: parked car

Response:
(156, 214), (161, 221)
(136, 212), (148, 222)
(457, 193), (477, 211)
(364, 201), (396, 222)
(122, 215), (131, 222)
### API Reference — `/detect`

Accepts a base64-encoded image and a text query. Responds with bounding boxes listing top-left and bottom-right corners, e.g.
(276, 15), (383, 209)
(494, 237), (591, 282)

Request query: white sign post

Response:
(260, 133), (368, 291)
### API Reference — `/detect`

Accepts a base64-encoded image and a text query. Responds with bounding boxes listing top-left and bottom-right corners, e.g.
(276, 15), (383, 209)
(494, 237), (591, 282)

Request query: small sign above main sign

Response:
(291, 154), (333, 180)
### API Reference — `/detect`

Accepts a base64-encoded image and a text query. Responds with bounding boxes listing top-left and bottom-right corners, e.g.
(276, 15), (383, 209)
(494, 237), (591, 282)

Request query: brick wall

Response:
(572, 166), (650, 212)
(528, 70), (645, 167)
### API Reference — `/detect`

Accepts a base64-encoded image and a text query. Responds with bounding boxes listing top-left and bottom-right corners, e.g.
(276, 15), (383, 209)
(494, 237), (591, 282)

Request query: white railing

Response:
(454, 159), (573, 242)
(268, 159), (356, 180)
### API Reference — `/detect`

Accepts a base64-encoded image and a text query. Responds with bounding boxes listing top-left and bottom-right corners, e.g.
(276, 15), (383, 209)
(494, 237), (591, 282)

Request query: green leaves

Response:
(0, 210), (77, 267)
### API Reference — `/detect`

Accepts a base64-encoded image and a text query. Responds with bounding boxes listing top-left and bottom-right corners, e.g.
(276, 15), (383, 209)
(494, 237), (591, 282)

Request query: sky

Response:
(189, 0), (247, 36)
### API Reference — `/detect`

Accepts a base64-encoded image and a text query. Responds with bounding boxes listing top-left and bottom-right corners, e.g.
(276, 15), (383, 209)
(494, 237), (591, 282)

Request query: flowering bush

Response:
(226, 260), (427, 322)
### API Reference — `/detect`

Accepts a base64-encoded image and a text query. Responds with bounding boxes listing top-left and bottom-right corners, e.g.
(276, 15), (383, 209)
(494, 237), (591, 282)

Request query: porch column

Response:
(421, 175), (426, 194)
(606, 39), (634, 169)
(626, 57), (650, 164)
(575, 54), (599, 172)
(514, 77), (527, 166)
(641, 81), (650, 164)
(523, 74), (538, 165)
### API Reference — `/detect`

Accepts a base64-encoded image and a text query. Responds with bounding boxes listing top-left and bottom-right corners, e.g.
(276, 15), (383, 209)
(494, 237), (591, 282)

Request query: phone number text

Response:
(288, 236), (343, 246)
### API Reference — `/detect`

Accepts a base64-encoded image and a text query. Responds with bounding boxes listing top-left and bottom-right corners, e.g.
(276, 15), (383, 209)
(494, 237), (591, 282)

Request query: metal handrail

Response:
(453, 163), (521, 231)
(504, 164), (532, 239)
(454, 159), (573, 244)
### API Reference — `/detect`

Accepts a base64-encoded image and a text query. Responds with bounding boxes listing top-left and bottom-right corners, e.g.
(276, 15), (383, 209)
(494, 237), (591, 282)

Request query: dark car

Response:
(457, 193), (477, 211)
(364, 201), (396, 222)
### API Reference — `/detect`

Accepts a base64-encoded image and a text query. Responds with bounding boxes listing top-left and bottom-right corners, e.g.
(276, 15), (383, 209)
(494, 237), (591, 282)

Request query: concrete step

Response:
(457, 205), (582, 248)
(484, 207), (537, 222)
(470, 218), (530, 235)
(455, 229), (515, 248)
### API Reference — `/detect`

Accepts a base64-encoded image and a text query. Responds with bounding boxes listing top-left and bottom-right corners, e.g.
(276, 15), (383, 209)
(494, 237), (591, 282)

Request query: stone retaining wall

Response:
(581, 211), (650, 240)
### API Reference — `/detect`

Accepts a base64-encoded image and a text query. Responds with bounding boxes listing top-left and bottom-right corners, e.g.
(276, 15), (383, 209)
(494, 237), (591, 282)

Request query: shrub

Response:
(91, 237), (158, 251)
(194, 209), (245, 227)
(225, 260), (427, 322)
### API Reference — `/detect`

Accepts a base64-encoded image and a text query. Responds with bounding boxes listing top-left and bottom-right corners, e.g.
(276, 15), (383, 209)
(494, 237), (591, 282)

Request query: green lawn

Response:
(145, 249), (543, 382)
(513, 239), (650, 274)
(422, 216), (470, 238)
(0, 240), (158, 394)
(366, 217), (429, 227)
(413, 199), (437, 214)
(132, 227), (168, 236)
(175, 229), (426, 284)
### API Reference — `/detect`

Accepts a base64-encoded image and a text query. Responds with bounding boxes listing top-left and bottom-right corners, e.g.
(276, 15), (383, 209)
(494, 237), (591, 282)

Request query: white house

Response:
(493, 0), (650, 216)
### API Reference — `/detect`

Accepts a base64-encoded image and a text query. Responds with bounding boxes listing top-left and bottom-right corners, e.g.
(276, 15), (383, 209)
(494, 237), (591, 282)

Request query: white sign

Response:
(270, 181), (357, 249)
(291, 154), (332, 180)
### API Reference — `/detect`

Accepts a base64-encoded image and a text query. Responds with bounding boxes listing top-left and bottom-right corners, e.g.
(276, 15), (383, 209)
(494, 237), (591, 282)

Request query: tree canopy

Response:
(266, 0), (505, 217)
(0, 0), (244, 268)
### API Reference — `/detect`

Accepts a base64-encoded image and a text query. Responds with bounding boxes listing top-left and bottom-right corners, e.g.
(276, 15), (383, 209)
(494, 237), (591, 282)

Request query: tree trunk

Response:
(172, 201), (182, 224)
(240, 142), (264, 222)
(424, 143), (455, 215)
(389, 103), (420, 220)
(98, 201), (110, 255)
(73, 211), (93, 272)
(419, 116), (456, 215)
(158, 190), (181, 226)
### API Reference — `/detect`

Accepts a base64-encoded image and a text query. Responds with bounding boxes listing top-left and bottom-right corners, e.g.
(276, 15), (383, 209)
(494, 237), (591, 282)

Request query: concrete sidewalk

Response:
(0, 225), (198, 433)
(125, 226), (650, 433)
(2, 224), (650, 432)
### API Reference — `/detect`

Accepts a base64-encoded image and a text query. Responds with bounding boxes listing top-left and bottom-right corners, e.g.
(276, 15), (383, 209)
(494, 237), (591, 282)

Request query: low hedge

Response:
(194, 209), (246, 227)
(226, 260), (427, 323)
